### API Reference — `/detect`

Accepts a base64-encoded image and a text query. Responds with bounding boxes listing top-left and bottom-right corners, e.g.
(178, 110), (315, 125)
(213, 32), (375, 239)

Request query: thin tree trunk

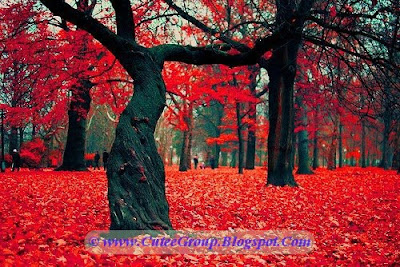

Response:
(245, 68), (258, 170)
(236, 102), (244, 174)
(338, 122), (343, 167)
(245, 108), (256, 169)
(361, 119), (367, 168)
(32, 125), (36, 139)
(178, 130), (190, 171)
(221, 151), (228, 166)
(56, 80), (92, 171)
(230, 149), (237, 168)
(212, 100), (223, 168)
(296, 96), (313, 174)
(392, 123), (400, 170)
(19, 128), (24, 148)
(312, 105), (320, 170)
(215, 144), (221, 168)
(179, 102), (193, 171)
(9, 99), (18, 153)
(9, 127), (18, 153)
(327, 116), (338, 170)
(258, 148), (263, 166)
(379, 112), (391, 169)
(292, 132), (296, 170)
(1, 109), (4, 172)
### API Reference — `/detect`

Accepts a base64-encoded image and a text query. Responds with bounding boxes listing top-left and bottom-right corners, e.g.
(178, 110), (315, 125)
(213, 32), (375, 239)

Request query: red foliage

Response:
(20, 138), (46, 168)
(48, 150), (62, 167)
(85, 153), (95, 161)
(0, 168), (399, 265)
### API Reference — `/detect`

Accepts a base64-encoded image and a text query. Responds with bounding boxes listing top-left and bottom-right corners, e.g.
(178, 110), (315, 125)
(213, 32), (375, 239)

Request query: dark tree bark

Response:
(214, 144), (221, 168)
(264, 0), (315, 185)
(393, 123), (400, 170)
(107, 54), (172, 230)
(230, 149), (237, 168)
(1, 109), (4, 172)
(245, 67), (258, 170)
(236, 102), (244, 174)
(221, 151), (228, 166)
(179, 102), (193, 171)
(9, 127), (18, 153)
(361, 119), (367, 168)
(19, 128), (24, 148)
(338, 122), (343, 167)
(245, 105), (256, 170)
(56, 80), (92, 171)
(258, 148), (264, 166)
(266, 41), (300, 186)
(312, 105), (320, 170)
(178, 129), (192, 171)
(379, 110), (391, 169)
(327, 117), (338, 170)
(295, 96), (313, 174)
(32, 125), (37, 139)
(213, 100), (224, 168)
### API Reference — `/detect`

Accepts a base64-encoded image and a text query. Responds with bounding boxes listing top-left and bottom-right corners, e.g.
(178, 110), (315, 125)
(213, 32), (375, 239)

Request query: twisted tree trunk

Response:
(107, 54), (172, 230)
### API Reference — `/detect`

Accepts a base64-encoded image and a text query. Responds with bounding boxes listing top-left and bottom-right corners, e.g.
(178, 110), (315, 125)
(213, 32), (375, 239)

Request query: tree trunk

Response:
(327, 117), (338, 170)
(338, 122), (343, 167)
(230, 149), (237, 168)
(178, 130), (191, 171)
(214, 144), (221, 168)
(258, 148), (263, 166)
(361, 119), (366, 168)
(179, 102), (193, 171)
(392, 123), (400, 170)
(312, 105), (320, 170)
(266, 40), (300, 186)
(379, 112), (391, 169)
(19, 128), (24, 148)
(245, 68), (258, 170)
(295, 96), (313, 174)
(107, 55), (172, 230)
(56, 80), (92, 171)
(9, 127), (18, 153)
(245, 110), (256, 170)
(1, 109), (4, 172)
(221, 151), (228, 166)
(32, 124), (37, 139)
(236, 102), (244, 174)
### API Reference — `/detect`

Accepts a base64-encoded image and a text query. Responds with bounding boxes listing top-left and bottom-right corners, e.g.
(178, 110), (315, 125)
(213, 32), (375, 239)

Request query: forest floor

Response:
(0, 167), (399, 266)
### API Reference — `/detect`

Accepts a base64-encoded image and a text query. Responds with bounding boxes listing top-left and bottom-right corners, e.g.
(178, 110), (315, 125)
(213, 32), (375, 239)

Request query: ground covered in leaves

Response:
(0, 167), (399, 266)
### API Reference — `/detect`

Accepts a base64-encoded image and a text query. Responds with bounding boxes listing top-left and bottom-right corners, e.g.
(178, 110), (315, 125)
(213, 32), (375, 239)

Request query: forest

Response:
(0, 0), (399, 265)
